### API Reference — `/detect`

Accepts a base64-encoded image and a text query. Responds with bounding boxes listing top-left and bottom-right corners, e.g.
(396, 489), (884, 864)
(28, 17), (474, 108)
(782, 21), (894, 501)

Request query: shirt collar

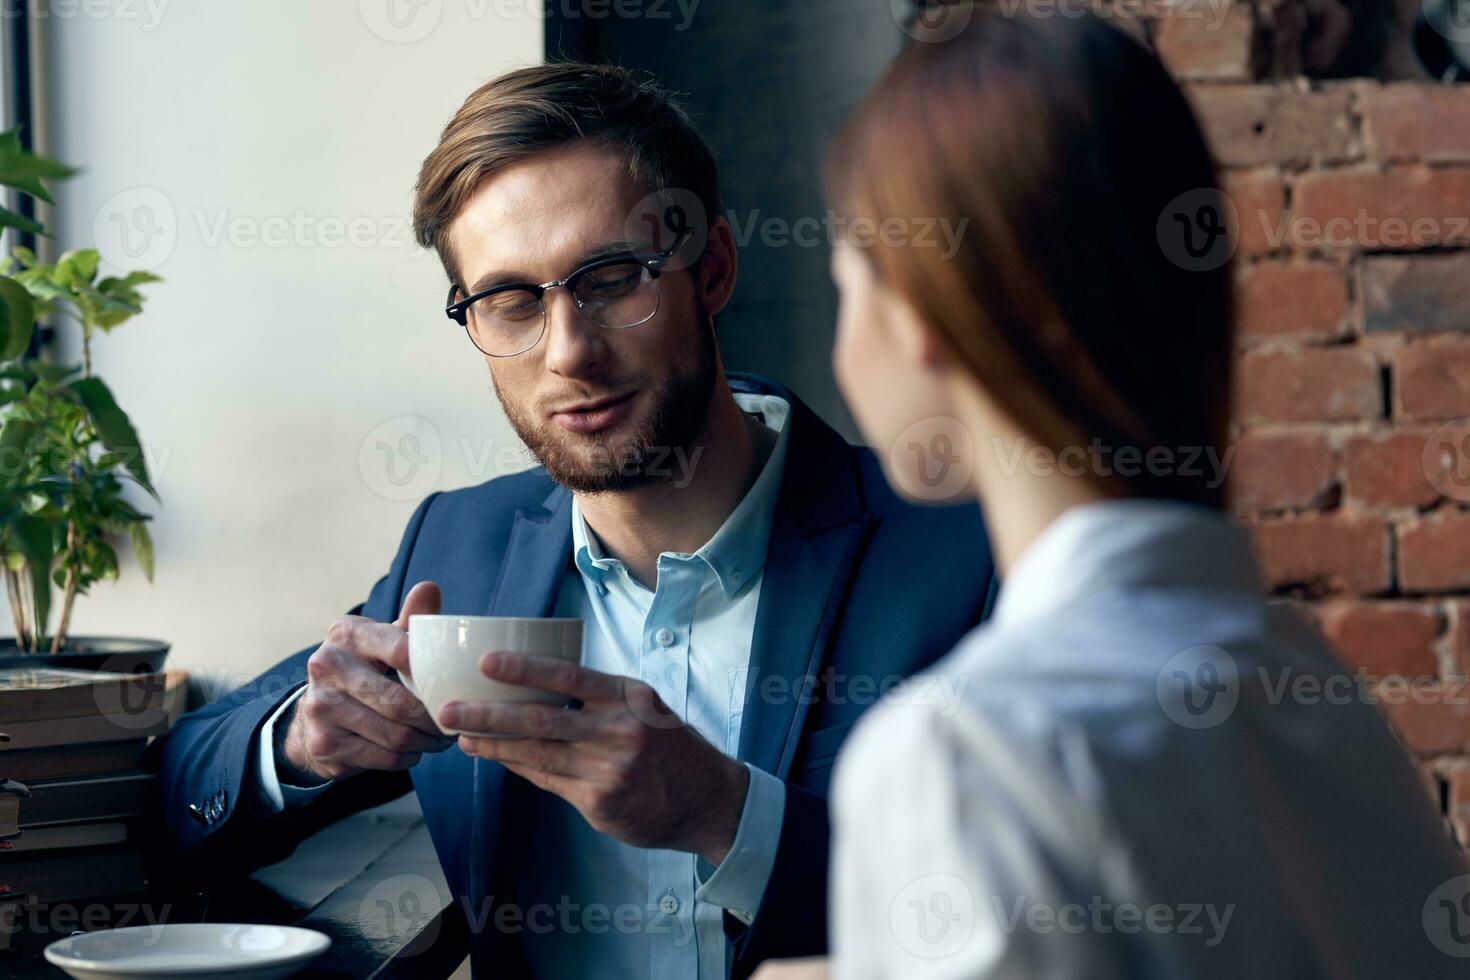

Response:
(571, 392), (791, 598)
(992, 498), (1265, 628)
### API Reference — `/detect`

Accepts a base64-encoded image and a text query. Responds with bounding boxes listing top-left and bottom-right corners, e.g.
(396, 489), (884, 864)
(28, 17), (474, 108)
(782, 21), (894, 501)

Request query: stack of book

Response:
(0, 667), (185, 947)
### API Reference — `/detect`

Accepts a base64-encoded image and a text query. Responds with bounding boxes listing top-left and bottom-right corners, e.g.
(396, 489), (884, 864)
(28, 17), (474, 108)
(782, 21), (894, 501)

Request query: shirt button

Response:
(655, 628), (675, 648)
(731, 569), (744, 585)
(659, 894), (680, 915)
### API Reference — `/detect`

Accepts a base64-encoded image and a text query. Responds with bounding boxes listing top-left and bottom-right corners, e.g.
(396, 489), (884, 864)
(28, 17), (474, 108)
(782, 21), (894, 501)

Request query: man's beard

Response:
(495, 310), (719, 494)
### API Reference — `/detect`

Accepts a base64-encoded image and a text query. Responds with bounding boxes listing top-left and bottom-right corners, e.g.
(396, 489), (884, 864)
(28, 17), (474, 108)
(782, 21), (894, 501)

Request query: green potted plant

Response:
(0, 128), (166, 672)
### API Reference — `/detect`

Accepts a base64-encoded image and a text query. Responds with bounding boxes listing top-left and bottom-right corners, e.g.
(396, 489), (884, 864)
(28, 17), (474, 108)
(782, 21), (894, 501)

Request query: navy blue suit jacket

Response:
(146, 373), (996, 977)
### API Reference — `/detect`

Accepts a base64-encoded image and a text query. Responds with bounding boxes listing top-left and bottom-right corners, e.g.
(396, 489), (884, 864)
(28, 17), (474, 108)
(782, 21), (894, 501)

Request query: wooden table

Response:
(2, 795), (467, 978)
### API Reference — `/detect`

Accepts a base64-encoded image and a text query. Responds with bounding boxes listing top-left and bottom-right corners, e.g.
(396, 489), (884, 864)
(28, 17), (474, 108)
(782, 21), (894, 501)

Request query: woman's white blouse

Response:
(831, 499), (1469, 979)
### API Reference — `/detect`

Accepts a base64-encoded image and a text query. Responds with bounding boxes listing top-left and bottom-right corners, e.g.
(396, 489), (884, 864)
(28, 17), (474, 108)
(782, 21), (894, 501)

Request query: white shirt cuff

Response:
(255, 685), (334, 813)
(694, 762), (786, 925)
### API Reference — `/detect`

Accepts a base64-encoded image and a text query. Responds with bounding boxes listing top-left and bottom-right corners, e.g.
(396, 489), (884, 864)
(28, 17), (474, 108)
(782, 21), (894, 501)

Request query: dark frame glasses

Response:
(444, 245), (682, 357)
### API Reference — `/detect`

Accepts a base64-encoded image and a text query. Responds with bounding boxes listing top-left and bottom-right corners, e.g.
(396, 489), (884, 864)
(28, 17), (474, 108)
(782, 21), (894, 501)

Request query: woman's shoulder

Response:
(832, 591), (1340, 818)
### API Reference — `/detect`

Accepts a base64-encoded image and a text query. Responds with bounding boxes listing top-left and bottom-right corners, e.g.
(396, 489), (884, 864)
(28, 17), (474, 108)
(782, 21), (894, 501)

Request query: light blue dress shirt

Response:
(257, 392), (792, 980)
(513, 391), (791, 979)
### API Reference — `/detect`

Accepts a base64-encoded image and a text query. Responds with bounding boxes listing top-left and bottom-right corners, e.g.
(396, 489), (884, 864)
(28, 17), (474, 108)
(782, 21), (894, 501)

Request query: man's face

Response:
(447, 143), (719, 494)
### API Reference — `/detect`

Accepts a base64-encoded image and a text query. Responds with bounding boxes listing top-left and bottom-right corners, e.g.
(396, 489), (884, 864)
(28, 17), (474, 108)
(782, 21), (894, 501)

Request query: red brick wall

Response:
(1152, 6), (1470, 844)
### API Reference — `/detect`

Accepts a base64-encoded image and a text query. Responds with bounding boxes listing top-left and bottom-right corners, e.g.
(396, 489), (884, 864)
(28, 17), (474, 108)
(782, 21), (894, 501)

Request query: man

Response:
(149, 63), (996, 979)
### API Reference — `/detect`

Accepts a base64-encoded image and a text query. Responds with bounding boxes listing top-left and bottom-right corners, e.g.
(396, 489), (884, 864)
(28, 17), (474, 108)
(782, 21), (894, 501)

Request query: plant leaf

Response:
(61, 249), (100, 284)
(128, 521), (154, 581)
(87, 539), (119, 581)
(0, 128), (77, 206)
(68, 377), (154, 496)
(10, 513), (53, 642)
(0, 275), (36, 360)
(98, 270), (163, 291)
(33, 362), (82, 384)
(0, 204), (45, 237)
(52, 248), (100, 290)
(12, 267), (67, 303)
(0, 364), (34, 384)
(0, 417), (36, 455)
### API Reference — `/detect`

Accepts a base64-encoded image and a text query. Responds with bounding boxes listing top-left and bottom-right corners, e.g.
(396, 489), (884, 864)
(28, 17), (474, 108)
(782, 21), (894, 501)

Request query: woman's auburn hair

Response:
(829, 9), (1236, 508)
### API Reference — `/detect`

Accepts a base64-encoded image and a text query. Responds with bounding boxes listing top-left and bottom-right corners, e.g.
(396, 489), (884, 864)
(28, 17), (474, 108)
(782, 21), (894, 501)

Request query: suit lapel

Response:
(487, 485), (574, 617)
(741, 514), (871, 778)
(468, 482), (573, 942)
(736, 385), (875, 778)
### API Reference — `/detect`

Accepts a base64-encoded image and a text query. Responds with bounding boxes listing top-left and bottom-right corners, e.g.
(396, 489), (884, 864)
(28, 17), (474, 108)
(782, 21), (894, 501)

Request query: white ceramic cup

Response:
(403, 615), (584, 736)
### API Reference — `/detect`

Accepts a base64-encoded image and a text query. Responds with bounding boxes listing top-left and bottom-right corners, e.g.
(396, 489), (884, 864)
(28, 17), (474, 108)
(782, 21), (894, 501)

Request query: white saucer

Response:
(43, 923), (331, 980)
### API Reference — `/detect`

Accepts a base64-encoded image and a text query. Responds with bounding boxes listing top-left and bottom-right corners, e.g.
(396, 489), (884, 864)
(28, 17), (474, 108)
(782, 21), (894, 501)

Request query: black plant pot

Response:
(0, 636), (170, 674)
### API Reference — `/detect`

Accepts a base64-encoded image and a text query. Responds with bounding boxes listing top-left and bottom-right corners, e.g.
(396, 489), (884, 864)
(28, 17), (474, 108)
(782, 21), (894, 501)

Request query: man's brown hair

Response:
(413, 62), (722, 287)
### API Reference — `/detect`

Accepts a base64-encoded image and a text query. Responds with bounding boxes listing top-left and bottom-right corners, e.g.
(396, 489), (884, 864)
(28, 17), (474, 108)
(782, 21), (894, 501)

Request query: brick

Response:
(1343, 430), (1444, 508)
(1270, 596), (1321, 630)
(1318, 600), (1443, 678)
(1224, 170), (1286, 257)
(1227, 431), (1337, 511)
(1448, 601), (1470, 678)
(1189, 86), (1359, 168)
(1365, 83), (1470, 164)
(1237, 261), (1349, 340)
(1249, 515), (1390, 595)
(1235, 347), (1381, 423)
(1384, 695), (1470, 755)
(1395, 340), (1470, 421)
(1420, 421), (1470, 507)
(1399, 510), (1470, 593)
(1363, 253), (1470, 334)
(1293, 169), (1470, 250)
(1154, 2), (1257, 81)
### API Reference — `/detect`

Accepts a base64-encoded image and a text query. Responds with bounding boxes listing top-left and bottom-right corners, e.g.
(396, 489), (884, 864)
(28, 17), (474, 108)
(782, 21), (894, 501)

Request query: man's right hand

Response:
(276, 581), (454, 785)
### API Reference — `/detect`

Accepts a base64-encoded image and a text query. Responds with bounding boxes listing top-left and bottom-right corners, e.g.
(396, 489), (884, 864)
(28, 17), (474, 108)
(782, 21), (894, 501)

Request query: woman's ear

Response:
(884, 283), (948, 375)
(696, 217), (739, 318)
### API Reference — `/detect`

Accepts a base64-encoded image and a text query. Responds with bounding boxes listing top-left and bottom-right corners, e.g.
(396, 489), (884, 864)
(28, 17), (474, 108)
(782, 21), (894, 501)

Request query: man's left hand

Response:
(444, 651), (750, 865)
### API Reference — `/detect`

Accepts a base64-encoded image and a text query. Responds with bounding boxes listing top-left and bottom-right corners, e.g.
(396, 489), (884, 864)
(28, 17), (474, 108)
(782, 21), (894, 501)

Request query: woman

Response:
(759, 9), (1467, 980)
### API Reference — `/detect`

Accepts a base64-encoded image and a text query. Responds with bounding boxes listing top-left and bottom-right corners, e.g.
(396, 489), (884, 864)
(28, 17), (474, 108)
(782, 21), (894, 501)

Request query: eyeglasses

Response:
(445, 248), (673, 358)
